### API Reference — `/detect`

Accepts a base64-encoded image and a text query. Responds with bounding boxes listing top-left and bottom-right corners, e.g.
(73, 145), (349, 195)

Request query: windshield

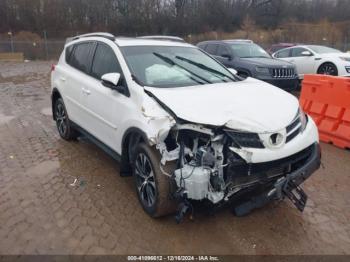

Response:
(307, 45), (341, 54)
(121, 46), (237, 88)
(230, 43), (270, 58)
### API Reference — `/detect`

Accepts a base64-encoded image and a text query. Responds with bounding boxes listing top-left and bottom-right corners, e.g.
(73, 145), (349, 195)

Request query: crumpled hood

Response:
(144, 78), (300, 133)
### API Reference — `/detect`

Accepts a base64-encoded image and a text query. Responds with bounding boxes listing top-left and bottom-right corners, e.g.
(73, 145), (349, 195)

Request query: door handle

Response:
(82, 88), (91, 95)
(60, 77), (66, 82)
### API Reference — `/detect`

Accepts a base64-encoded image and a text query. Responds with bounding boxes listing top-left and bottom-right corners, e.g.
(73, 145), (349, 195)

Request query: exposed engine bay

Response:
(157, 124), (222, 202)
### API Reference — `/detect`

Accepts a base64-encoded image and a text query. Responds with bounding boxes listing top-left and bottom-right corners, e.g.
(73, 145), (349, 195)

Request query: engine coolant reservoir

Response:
(174, 165), (211, 200)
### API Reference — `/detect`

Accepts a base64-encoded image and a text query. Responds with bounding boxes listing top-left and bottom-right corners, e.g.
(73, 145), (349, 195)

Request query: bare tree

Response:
(1, 0), (350, 40)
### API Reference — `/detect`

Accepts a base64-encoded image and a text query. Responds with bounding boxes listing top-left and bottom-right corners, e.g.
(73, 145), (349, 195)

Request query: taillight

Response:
(51, 64), (56, 72)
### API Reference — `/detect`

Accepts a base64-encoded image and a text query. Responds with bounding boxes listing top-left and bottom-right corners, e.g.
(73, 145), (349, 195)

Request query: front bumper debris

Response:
(283, 180), (308, 212)
(233, 143), (321, 216)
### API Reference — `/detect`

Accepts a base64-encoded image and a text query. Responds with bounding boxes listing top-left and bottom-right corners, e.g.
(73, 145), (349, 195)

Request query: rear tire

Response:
(317, 63), (338, 76)
(132, 143), (177, 218)
(54, 98), (79, 141)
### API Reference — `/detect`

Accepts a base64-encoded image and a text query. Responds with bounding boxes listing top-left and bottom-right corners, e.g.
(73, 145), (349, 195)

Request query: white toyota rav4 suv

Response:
(51, 33), (321, 221)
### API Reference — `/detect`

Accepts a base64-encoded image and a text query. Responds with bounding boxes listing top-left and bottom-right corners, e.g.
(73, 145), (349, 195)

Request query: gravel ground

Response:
(0, 61), (349, 255)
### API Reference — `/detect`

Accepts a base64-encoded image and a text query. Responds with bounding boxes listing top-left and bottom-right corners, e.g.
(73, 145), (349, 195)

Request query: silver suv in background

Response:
(197, 40), (300, 91)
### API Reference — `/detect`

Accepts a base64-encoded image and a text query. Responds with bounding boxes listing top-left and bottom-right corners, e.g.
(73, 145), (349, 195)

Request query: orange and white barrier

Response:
(300, 75), (350, 149)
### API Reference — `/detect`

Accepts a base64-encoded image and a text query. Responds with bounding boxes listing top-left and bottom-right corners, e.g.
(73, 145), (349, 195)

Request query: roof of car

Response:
(114, 37), (193, 47)
(275, 45), (311, 52)
(137, 35), (185, 43)
(272, 43), (298, 46)
(198, 39), (254, 45)
(223, 39), (254, 44)
(66, 32), (193, 48)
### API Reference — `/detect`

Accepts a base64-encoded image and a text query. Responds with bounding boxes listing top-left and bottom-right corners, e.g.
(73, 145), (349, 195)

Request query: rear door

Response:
(80, 42), (129, 150)
(62, 42), (94, 125)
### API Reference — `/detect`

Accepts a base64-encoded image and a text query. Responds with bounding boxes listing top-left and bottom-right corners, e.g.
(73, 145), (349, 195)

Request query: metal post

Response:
(344, 35), (348, 52)
(44, 30), (49, 60)
(8, 31), (14, 53)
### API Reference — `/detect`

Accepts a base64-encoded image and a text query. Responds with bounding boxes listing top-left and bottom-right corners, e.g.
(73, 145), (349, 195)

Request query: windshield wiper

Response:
(154, 53), (175, 66)
(153, 52), (211, 84)
(175, 56), (235, 82)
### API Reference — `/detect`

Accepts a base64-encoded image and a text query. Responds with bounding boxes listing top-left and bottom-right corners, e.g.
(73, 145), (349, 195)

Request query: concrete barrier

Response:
(0, 53), (24, 62)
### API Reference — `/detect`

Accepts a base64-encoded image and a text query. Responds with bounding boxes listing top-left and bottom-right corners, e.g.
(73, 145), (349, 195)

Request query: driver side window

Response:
(91, 43), (122, 80)
(218, 45), (231, 57)
(291, 47), (308, 57)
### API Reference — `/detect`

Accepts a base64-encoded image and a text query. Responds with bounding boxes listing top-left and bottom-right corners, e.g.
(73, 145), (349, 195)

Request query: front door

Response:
(80, 42), (129, 151)
(288, 47), (316, 76)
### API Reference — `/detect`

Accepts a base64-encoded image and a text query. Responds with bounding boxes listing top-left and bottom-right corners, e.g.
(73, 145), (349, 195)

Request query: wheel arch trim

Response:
(317, 61), (338, 75)
(120, 127), (152, 177)
(121, 127), (152, 158)
(51, 88), (62, 120)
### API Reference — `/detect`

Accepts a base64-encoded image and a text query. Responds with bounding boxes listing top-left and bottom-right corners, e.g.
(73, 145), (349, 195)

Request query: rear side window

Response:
(206, 44), (218, 55)
(69, 42), (93, 73)
(65, 45), (74, 62)
(275, 49), (290, 58)
(91, 43), (121, 79)
(217, 45), (230, 57)
(197, 43), (207, 50)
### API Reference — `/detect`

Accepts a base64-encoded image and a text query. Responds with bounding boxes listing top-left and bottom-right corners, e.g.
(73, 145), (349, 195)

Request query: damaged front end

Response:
(155, 120), (321, 221)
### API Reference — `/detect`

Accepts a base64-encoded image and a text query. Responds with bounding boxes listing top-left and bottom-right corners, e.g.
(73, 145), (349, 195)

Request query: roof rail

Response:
(66, 32), (115, 44)
(137, 35), (185, 43)
(226, 39), (254, 43)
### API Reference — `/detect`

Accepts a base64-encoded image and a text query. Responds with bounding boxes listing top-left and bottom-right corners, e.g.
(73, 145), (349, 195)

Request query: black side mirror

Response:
(103, 82), (126, 94)
(221, 54), (232, 60)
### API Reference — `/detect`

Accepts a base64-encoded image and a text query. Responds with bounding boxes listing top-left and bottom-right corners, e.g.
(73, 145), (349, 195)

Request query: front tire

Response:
(317, 63), (338, 76)
(132, 143), (177, 218)
(54, 98), (79, 140)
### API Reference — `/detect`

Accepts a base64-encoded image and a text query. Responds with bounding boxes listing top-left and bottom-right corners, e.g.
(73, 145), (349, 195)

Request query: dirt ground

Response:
(0, 61), (349, 255)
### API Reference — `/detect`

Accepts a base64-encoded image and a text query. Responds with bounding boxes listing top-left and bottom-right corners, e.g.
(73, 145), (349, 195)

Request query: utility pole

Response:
(8, 31), (14, 53)
(43, 30), (49, 60)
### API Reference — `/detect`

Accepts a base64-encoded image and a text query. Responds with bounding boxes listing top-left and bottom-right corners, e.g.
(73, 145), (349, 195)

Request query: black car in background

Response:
(197, 40), (300, 91)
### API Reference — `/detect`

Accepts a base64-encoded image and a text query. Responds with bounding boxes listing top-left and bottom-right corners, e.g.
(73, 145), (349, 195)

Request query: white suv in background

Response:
(51, 33), (321, 222)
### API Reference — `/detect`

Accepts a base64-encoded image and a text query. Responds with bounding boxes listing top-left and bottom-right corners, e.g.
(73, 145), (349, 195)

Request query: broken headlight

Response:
(225, 130), (264, 149)
(299, 107), (308, 132)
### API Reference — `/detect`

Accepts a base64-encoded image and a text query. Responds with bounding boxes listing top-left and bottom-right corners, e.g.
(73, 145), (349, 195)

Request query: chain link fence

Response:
(0, 40), (65, 60)
(1, 39), (350, 61)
